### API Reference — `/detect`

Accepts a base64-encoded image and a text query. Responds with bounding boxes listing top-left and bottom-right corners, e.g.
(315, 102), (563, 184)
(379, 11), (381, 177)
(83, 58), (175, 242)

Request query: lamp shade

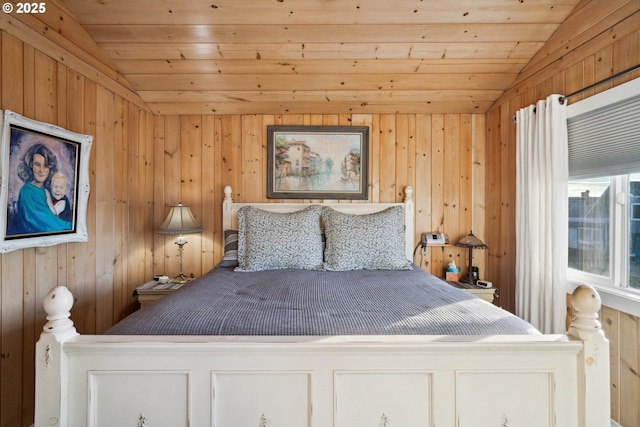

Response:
(158, 204), (203, 235)
(454, 230), (488, 249)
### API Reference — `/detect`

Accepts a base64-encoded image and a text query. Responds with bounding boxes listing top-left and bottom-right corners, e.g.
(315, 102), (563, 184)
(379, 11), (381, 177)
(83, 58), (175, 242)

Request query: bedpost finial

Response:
(404, 186), (413, 202)
(42, 286), (76, 336)
(224, 185), (233, 203)
(568, 284), (604, 340)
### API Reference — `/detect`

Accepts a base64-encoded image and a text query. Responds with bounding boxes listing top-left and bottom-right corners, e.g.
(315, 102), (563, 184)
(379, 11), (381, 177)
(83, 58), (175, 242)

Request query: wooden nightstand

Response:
(446, 280), (496, 303)
(134, 279), (191, 308)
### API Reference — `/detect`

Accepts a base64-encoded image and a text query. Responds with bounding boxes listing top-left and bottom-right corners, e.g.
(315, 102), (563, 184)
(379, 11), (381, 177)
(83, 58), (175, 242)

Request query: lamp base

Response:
(172, 241), (190, 284)
(459, 265), (479, 285)
(458, 275), (476, 285)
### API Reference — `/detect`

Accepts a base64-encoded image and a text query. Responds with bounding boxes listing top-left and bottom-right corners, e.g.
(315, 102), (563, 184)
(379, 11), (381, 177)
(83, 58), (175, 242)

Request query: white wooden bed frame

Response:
(35, 186), (610, 427)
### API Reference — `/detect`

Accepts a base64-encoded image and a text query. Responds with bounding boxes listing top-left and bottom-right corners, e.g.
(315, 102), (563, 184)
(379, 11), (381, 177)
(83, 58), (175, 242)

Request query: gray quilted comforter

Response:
(106, 265), (538, 336)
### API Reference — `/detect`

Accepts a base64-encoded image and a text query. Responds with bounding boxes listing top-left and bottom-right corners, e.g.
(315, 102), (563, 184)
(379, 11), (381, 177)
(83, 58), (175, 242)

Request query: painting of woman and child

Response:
(7, 127), (77, 236)
(0, 110), (92, 253)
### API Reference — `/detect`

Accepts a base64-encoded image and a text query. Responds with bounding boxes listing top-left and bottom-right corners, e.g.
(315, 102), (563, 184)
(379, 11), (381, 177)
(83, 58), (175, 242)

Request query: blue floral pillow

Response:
(236, 205), (323, 272)
(322, 206), (412, 271)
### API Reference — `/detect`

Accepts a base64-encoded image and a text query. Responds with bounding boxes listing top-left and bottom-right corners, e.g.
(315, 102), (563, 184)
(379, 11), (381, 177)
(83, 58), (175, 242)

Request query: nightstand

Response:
(446, 280), (496, 303)
(134, 279), (191, 308)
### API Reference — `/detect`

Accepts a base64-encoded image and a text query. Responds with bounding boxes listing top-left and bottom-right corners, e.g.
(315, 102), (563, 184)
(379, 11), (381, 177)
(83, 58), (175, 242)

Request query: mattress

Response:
(106, 265), (539, 336)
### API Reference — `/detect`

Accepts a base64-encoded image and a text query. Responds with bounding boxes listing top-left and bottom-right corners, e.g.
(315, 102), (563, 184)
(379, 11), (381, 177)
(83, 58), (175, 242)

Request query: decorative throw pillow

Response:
(215, 229), (239, 268)
(236, 205), (323, 272)
(322, 206), (412, 271)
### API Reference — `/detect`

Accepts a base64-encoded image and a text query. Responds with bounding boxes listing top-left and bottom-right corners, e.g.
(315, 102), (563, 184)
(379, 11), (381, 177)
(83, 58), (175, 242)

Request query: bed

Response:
(35, 186), (610, 427)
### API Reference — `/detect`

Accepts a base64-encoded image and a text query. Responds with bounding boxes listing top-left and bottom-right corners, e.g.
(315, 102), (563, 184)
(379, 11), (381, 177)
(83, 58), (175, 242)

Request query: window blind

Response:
(567, 78), (640, 179)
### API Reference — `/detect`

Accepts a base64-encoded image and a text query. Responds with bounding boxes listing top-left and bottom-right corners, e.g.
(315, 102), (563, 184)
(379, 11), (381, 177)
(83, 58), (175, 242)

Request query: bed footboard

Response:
(35, 285), (610, 427)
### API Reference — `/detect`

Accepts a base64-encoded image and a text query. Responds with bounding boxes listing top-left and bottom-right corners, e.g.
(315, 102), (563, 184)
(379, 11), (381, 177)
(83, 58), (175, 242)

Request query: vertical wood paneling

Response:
(595, 45), (614, 94)
(201, 115), (217, 272)
(180, 115), (203, 278)
(220, 115), (242, 201)
(471, 115), (487, 278)
(405, 115), (417, 205)
(0, 24), (155, 425)
(429, 114), (446, 273)
(601, 306), (620, 422)
(498, 103), (514, 311)
(415, 114), (432, 268)
(160, 115), (182, 276)
(620, 312), (640, 427)
(113, 95), (126, 321)
(211, 116), (224, 266)
(2, 33), (23, 112)
(442, 115), (460, 273)
(459, 114), (472, 233)
(485, 107), (501, 300)
(443, 114), (461, 272)
(95, 86), (116, 334)
(613, 31), (639, 80)
(1, 248), (22, 427)
(22, 43), (34, 118)
(153, 115), (166, 274)
(395, 115), (410, 202)
(129, 104), (145, 294)
(83, 78), (98, 335)
(241, 115), (263, 202)
(378, 114), (396, 202)
(368, 114), (381, 202)
(0, 31), (23, 427)
(142, 111), (155, 284)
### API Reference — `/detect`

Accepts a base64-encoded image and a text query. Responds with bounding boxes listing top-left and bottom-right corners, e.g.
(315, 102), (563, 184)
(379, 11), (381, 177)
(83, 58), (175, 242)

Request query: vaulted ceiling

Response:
(60, 0), (582, 115)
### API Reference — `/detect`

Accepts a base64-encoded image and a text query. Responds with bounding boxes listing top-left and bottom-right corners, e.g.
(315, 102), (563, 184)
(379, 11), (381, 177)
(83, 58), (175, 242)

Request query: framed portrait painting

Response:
(267, 125), (369, 199)
(0, 110), (93, 253)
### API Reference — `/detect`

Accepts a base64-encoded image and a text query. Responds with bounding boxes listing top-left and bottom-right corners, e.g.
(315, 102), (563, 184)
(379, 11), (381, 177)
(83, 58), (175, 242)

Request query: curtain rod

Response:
(512, 64), (640, 122)
(559, 64), (640, 104)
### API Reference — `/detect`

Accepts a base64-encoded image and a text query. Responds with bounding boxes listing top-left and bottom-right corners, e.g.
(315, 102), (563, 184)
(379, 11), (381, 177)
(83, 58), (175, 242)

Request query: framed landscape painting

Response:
(0, 110), (93, 253)
(267, 125), (369, 199)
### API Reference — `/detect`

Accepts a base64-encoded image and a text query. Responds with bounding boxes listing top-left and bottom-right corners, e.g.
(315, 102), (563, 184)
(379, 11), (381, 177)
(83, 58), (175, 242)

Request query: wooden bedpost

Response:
(567, 284), (610, 427)
(222, 185), (233, 232)
(35, 286), (78, 427)
(403, 186), (414, 259)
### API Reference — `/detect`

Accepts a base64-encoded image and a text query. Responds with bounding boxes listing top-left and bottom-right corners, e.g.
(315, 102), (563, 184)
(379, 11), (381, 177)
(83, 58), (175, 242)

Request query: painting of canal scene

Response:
(267, 125), (369, 199)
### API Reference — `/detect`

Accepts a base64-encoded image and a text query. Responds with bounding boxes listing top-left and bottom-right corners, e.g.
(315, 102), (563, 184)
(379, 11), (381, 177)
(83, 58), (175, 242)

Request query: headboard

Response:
(222, 186), (415, 260)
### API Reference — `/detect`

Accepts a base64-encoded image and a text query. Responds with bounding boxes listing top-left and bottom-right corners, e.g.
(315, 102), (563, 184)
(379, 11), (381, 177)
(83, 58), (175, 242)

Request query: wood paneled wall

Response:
(152, 113), (488, 290)
(0, 30), (154, 426)
(486, 0), (639, 424)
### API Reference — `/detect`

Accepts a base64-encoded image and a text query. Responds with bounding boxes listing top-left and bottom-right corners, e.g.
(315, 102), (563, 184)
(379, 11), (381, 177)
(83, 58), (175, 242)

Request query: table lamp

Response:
(454, 230), (488, 285)
(158, 203), (203, 283)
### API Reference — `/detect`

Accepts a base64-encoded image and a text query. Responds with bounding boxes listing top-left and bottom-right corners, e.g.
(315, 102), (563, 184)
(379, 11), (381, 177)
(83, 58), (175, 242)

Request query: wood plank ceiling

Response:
(61, 0), (581, 115)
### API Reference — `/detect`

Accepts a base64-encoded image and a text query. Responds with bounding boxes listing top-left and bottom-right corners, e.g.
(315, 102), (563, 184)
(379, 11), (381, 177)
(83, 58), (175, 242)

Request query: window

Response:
(566, 77), (640, 291)
(568, 173), (640, 289)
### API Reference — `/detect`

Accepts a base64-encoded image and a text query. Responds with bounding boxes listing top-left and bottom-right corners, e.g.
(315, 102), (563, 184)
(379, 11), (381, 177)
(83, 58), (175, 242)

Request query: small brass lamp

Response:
(158, 203), (203, 283)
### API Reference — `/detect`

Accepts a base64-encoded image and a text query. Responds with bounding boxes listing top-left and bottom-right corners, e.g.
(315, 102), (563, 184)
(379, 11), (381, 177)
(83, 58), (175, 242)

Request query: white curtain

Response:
(515, 94), (568, 334)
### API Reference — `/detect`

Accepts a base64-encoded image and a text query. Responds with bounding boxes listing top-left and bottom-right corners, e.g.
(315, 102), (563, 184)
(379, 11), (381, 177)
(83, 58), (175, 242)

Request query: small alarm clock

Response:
(476, 280), (493, 289)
